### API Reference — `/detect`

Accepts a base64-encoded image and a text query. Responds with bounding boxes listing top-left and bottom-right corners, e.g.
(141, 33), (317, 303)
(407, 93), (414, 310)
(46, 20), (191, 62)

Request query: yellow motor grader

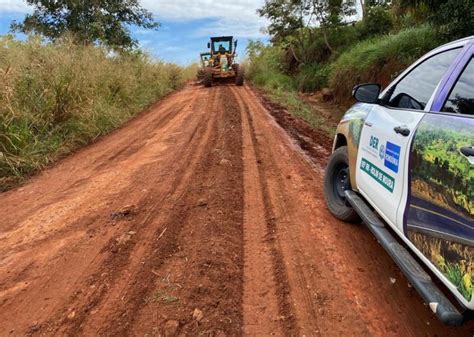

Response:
(196, 52), (211, 82)
(202, 36), (244, 87)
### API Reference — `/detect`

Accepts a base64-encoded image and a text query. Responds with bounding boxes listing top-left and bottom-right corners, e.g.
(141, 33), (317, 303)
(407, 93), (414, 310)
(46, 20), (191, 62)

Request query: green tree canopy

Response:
(395, 0), (473, 38)
(11, 0), (160, 50)
(258, 0), (356, 63)
(258, 0), (356, 42)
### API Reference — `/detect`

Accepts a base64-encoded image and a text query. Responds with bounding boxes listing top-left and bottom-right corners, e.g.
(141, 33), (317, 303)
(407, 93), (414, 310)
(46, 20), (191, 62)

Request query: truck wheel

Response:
(204, 69), (213, 87)
(324, 146), (361, 223)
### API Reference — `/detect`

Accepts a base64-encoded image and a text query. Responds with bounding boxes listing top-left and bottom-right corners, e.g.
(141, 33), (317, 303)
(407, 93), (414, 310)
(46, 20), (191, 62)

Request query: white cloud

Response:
(193, 16), (267, 39)
(0, 0), (268, 39)
(141, 0), (267, 38)
(0, 0), (30, 13)
(141, 1), (263, 21)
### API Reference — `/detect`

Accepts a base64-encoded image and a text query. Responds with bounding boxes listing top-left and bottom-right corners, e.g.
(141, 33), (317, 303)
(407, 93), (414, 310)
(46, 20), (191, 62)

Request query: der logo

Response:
(384, 141), (400, 173)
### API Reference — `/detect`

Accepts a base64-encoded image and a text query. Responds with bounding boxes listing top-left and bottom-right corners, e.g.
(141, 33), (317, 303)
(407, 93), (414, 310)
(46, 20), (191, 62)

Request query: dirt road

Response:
(1, 84), (472, 336)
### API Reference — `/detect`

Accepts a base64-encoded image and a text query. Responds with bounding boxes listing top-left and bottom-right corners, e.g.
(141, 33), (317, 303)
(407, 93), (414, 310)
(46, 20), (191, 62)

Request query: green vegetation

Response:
(0, 36), (195, 189)
(329, 25), (439, 104)
(397, 0), (473, 39)
(266, 87), (336, 136)
(247, 0), (473, 114)
(246, 41), (336, 136)
(296, 63), (330, 93)
(11, 0), (159, 50)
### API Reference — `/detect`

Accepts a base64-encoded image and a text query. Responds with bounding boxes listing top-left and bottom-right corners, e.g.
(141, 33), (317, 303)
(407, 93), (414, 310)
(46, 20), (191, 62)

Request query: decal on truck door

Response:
(406, 114), (474, 301)
(384, 141), (401, 173)
(360, 158), (395, 193)
(359, 136), (398, 193)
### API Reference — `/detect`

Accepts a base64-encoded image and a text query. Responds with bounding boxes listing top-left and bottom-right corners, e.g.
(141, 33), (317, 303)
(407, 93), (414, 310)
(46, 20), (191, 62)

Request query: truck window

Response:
(386, 48), (461, 110)
(442, 57), (474, 116)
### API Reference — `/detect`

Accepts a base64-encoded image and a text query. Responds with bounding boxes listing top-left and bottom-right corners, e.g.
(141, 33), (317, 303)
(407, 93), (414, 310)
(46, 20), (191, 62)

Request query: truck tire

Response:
(204, 69), (213, 87)
(324, 146), (361, 223)
(235, 65), (244, 86)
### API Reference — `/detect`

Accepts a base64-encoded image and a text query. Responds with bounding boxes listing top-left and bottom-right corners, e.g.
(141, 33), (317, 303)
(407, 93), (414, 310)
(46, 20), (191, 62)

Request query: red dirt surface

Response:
(1, 84), (473, 336)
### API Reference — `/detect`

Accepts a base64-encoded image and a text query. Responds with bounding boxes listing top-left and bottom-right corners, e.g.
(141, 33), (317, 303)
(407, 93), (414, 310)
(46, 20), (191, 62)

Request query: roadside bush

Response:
(358, 6), (394, 39)
(0, 35), (193, 188)
(295, 63), (330, 92)
(433, 0), (474, 40)
(329, 25), (440, 104)
(287, 25), (360, 67)
(246, 41), (296, 92)
(395, 12), (420, 30)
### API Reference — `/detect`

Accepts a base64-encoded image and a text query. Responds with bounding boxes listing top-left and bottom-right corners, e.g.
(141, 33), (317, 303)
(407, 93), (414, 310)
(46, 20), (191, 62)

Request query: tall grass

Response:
(0, 35), (193, 189)
(245, 44), (336, 136)
(246, 42), (296, 92)
(329, 25), (440, 104)
(262, 88), (336, 136)
(246, 26), (443, 138)
(296, 63), (331, 93)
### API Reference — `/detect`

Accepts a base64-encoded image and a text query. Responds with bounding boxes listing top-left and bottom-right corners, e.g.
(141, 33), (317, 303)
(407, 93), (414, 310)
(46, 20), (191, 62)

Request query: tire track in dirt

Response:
(246, 86), (474, 337)
(233, 86), (372, 336)
(232, 87), (289, 336)
(0, 85), (218, 335)
(34, 87), (222, 336)
(2, 83), (474, 337)
(126, 86), (245, 335)
(0, 91), (191, 235)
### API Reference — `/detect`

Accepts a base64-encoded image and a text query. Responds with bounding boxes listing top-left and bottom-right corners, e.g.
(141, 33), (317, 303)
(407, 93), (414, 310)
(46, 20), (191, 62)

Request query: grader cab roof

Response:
(209, 36), (236, 54)
(210, 36), (233, 42)
(200, 52), (211, 60)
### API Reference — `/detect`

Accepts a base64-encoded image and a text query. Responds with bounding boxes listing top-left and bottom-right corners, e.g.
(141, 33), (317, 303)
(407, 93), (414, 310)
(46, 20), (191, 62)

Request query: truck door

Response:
(405, 55), (474, 307)
(356, 47), (461, 233)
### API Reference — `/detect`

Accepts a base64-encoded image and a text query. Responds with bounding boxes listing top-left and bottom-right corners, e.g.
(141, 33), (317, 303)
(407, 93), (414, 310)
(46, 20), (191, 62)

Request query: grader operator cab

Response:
(200, 52), (211, 66)
(197, 52), (211, 82)
(202, 36), (244, 87)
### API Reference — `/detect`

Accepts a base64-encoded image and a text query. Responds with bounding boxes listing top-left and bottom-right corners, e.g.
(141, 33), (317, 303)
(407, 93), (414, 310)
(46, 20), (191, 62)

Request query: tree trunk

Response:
(290, 45), (303, 64)
(322, 28), (336, 55)
(360, 0), (366, 19)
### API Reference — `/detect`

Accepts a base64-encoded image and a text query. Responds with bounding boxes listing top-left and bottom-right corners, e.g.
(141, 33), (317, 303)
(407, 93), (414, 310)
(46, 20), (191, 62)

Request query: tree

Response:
(258, 0), (356, 63)
(258, 0), (305, 42)
(359, 0), (391, 18)
(11, 0), (159, 50)
(395, 0), (473, 38)
(358, 1), (393, 38)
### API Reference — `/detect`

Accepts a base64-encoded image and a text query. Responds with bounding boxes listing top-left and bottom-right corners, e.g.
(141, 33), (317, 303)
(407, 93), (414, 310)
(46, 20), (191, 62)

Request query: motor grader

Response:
(202, 36), (244, 87)
(196, 52), (211, 82)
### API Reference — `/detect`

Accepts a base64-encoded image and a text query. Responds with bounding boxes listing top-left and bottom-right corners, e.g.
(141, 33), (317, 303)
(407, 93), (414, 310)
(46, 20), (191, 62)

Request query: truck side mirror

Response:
(352, 83), (381, 104)
(207, 42), (210, 49)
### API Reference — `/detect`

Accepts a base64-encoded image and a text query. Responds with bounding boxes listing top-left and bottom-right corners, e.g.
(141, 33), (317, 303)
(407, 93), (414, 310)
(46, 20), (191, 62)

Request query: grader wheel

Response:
(235, 66), (244, 86)
(204, 69), (213, 87)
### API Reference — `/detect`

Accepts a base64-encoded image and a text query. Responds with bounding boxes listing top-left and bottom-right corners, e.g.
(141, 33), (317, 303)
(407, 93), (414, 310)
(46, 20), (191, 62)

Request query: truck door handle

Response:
(394, 126), (410, 136)
(460, 146), (474, 157)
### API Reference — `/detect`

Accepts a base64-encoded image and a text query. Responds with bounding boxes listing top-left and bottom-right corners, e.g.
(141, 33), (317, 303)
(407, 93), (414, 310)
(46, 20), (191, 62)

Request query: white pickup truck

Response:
(324, 36), (473, 326)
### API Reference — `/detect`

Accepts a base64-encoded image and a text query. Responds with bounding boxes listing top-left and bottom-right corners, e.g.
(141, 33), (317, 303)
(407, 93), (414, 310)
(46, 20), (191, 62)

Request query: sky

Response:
(0, 0), (269, 64)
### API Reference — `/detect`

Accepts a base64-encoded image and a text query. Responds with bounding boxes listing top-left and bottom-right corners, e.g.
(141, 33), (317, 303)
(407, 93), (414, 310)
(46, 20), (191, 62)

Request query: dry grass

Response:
(0, 35), (195, 189)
